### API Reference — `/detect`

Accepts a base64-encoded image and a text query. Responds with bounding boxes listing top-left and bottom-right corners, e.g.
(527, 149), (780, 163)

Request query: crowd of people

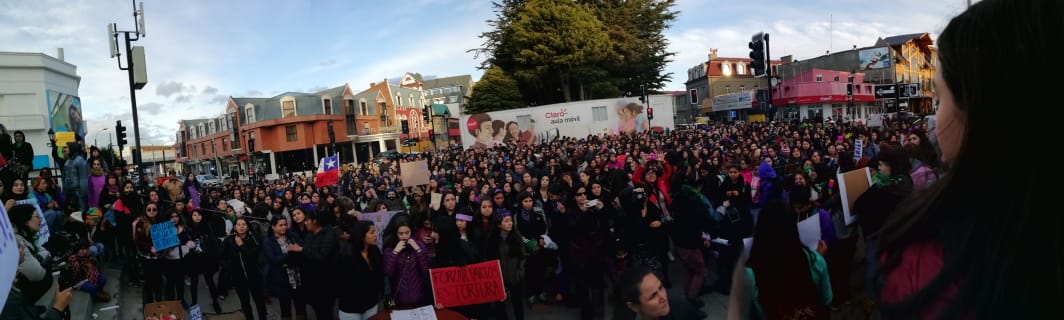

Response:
(2, 1), (1061, 319)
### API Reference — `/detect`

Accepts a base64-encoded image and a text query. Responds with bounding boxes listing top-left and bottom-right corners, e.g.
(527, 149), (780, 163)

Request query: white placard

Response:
(391, 305), (438, 320)
(797, 214), (822, 251)
(0, 204), (19, 310)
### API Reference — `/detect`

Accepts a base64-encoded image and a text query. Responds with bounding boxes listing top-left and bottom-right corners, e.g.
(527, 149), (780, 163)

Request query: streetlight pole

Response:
(108, 0), (148, 188)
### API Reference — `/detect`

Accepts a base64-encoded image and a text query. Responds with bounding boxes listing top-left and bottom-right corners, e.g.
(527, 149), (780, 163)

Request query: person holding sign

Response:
(430, 215), (489, 318)
(877, 1), (1062, 318)
(853, 143), (912, 303)
(133, 203), (165, 304)
(483, 209), (527, 320)
(728, 200), (832, 319)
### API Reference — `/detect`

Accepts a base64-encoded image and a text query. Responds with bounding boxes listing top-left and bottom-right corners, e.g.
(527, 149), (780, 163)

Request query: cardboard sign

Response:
(390, 305), (439, 320)
(430, 192), (443, 211)
(400, 160), (431, 186)
(430, 260), (506, 308)
(0, 205), (19, 309)
(797, 214), (822, 251)
(143, 300), (186, 320)
(358, 211), (401, 249)
(150, 221), (179, 251)
(837, 167), (873, 226)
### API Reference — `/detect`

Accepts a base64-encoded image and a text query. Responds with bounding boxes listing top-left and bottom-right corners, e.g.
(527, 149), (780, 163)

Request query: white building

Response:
(0, 49), (82, 171)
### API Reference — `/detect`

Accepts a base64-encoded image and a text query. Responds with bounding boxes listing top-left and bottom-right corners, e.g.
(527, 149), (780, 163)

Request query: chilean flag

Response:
(315, 153), (340, 188)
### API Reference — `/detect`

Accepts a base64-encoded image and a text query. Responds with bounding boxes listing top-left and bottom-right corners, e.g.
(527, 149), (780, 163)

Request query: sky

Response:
(0, 0), (971, 146)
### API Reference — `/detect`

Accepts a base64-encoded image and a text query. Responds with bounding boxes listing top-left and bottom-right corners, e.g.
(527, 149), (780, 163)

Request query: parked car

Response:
(196, 174), (222, 187)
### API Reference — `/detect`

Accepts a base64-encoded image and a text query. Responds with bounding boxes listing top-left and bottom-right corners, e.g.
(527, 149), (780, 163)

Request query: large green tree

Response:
(473, 0), (676, 105)
(465, 65), (523, 114)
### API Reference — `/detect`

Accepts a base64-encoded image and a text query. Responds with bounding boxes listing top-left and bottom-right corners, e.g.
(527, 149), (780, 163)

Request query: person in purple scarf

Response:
(87, 158), (107, 209)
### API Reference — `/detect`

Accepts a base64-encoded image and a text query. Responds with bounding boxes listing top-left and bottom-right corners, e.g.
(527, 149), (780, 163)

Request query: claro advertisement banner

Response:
(459, 95), (676, 150)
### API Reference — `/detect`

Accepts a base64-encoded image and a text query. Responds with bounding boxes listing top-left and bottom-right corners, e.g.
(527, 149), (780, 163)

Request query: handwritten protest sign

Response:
(853, 139), (864, 160)
(150, 221), (179, 251)
(797, 214), (822, 251)
(400, 160), (431, 187)
(430, 260), (506, 308)
(0, 205), (20, 308)
(430, 193), (442, 211)
(359, 211), (400, 249)
(837, 167), (873, 226)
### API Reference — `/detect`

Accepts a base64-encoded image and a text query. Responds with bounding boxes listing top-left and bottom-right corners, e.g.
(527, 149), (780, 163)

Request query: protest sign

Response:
(853, 139), (864, 159)
(797, 214), (822, 251)
(150, 221), (179, 251)
(359, 211), (400, 249)
(189, 305), (203, 320)
(390, 305), (438, 320)
(430, 193), (442, 211)
(400, 160), (431, 186)
(430, 260), (506, 308)
(837, 167), (873, 226)
(0, 205), (19, 310)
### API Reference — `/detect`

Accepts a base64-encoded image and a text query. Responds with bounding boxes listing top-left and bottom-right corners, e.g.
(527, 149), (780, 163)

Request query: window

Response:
(448, 96), (458, 103)
(395, 93), (401, 106)
(363, 122), (370, 134)
(359, 99), (368, 115)
(281, 97), (297, 118)
(200, 143), (205, 155)
(816, 75), (824, 82)
(344, 99), (355, 115)
(323, 98), (333, 115)
(834, 75), (840, 82)
(740, 85), (746, 92)
(245, 104), (256, 123)
(592, 106), (608, 121)
(725, 85), (732, 93)
(722, 63), (732, 76)
(737, 64), (745, 75)
(222, 139), (227, 151)
(285, 125), (298, 142)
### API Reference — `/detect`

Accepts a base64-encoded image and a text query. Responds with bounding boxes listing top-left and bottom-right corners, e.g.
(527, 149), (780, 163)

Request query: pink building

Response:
(768, 69), (877, 122)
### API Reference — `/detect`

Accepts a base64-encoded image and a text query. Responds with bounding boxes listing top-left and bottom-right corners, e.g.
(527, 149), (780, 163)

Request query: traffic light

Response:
(422, 105), (430, 123)
(847, 75), (854, 96)
(401, 120), (410, 134)
(115, 120), (127, 149)
(428, 129), (434, 137)
(749, 32), (767, 78)
(647, 107), (654, 120)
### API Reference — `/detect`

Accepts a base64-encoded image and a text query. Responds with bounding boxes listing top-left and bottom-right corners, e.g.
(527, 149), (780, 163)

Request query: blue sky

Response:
(0, 0), (971, 146)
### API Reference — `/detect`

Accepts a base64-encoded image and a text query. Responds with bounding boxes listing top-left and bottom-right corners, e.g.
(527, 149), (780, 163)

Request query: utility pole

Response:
(108, 1), (148, 188)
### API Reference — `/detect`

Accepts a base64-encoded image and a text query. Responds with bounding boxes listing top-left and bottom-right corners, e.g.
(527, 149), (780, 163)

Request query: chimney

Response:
(370, 82), (376, 87)
(709, 48), (718, 61)
(56, 48), (65, 61)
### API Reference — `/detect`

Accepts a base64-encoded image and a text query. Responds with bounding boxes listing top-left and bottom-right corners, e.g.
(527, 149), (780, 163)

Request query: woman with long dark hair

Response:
(337, 220), (384, 320)
(431, 215), (486, 318)
(876, 1), (1063, 318)
(483, 210), (527, 320)
(263, 216), (307, 320)
(187, 209), (223, 313)
(383, 215), (431, 308)
(300, 210), (338, 320)
(133, 202), (165, 304)
(223, 217), (268, 320)
(161, 209), (194, 304)
(730, 200), (832, 319)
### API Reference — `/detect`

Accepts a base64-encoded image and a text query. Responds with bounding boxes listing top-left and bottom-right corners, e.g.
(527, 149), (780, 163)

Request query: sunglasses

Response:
(575, 192), (587, 196)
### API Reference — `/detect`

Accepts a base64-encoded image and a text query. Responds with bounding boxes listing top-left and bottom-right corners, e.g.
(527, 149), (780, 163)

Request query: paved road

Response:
(76, 250), (870, 320)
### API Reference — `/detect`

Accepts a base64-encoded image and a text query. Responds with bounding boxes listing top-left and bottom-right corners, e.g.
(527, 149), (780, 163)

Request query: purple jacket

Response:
(383, 239), (431, 307)
(88, 173), (106, 208)
(817, 208), (838, 248)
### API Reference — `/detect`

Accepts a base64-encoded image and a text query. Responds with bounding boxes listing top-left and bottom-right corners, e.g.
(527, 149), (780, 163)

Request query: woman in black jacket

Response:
(263, 216), (307, 320)
(223, 217), (267, 320)
(300, 210), (338, 320)
(337, 220), (384, 319)
(187, 209), (223, 313)
(431, 215), (487, 318)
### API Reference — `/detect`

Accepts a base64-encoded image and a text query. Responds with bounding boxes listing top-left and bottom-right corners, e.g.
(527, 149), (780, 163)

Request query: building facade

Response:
(0, 50), (82, 172)
(349, 78), (430, 159)
(692, 49), (784, 122)
(770, 69), (876, 122)
(774, 33), (937, 118)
